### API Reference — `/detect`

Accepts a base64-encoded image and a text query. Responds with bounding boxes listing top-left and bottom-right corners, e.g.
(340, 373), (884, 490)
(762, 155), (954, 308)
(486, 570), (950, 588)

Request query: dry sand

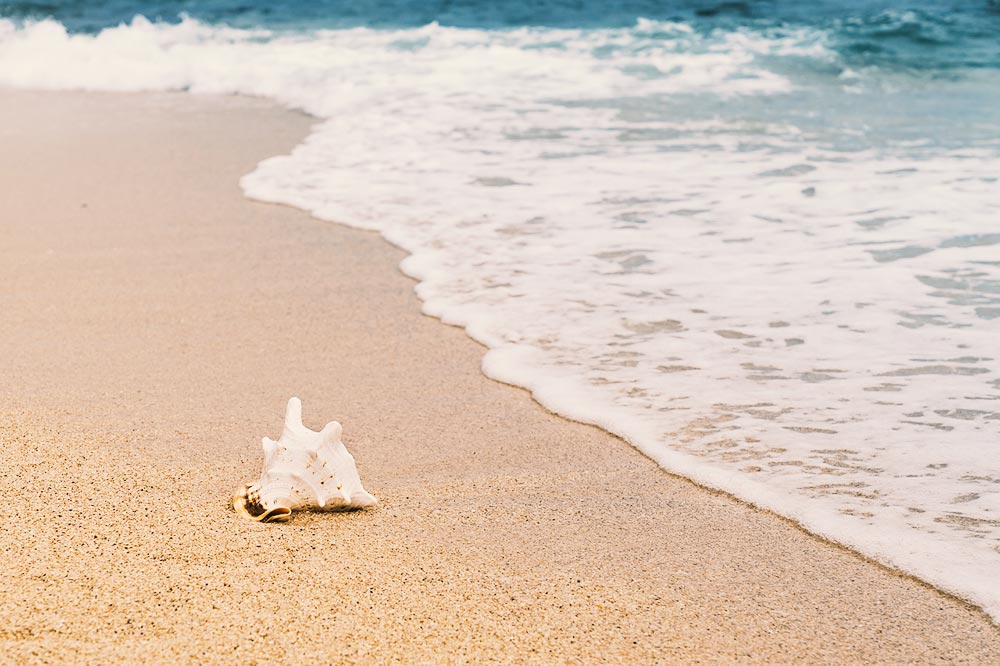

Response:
(0, 89), (998, 664)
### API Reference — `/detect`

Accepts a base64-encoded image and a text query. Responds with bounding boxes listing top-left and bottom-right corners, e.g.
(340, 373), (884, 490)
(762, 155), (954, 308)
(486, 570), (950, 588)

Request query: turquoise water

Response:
(1, 1), (998, 619)
(3, 2), (999, 149)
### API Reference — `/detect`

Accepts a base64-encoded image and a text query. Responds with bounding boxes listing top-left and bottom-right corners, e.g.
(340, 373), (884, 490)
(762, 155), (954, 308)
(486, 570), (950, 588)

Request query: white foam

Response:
(2, 16), (997, 621)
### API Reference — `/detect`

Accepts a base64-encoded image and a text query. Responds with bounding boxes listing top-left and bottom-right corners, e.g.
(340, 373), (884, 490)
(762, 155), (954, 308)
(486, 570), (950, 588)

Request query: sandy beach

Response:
(0, 89), (998, 663)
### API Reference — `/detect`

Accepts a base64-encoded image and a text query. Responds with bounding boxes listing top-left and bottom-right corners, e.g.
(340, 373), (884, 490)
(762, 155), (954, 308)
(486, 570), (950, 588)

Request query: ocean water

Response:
(2, 1), (998, 619)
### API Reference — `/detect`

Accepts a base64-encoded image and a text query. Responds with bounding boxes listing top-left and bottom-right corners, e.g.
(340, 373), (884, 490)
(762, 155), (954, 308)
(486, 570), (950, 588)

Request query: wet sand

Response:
(0, 89), (998, 663)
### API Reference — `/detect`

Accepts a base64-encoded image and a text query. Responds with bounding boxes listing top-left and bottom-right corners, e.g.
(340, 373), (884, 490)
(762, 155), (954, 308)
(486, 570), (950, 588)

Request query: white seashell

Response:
(233, 397), (377, 522)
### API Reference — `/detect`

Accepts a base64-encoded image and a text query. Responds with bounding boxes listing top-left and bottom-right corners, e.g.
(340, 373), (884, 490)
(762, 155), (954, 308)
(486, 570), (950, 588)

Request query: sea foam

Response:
(1, 15), (998, 620)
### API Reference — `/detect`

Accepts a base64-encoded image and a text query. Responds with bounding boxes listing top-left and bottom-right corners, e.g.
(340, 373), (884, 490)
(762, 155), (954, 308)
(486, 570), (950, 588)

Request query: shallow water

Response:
(1, 1), (998, 619)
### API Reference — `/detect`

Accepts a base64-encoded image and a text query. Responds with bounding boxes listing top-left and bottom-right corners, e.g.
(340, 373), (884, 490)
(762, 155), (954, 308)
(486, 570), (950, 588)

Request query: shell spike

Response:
(284, 397), (304, 430)
(351, 490), (378, 507)
(319, 420), (343, 446)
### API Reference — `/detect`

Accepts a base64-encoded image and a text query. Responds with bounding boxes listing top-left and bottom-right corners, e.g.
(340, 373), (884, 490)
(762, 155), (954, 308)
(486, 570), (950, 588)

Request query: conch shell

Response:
(233, 397), (377, 523)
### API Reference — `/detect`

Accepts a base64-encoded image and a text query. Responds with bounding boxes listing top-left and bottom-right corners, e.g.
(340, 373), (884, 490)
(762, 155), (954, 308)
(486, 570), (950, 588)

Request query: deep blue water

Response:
(2, 1), (1000, 71)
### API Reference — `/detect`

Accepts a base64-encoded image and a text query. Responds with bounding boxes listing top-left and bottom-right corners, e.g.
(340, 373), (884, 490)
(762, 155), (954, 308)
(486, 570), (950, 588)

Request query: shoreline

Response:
(244, 98), (1000, 623)
(1, 89), (998, 662)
